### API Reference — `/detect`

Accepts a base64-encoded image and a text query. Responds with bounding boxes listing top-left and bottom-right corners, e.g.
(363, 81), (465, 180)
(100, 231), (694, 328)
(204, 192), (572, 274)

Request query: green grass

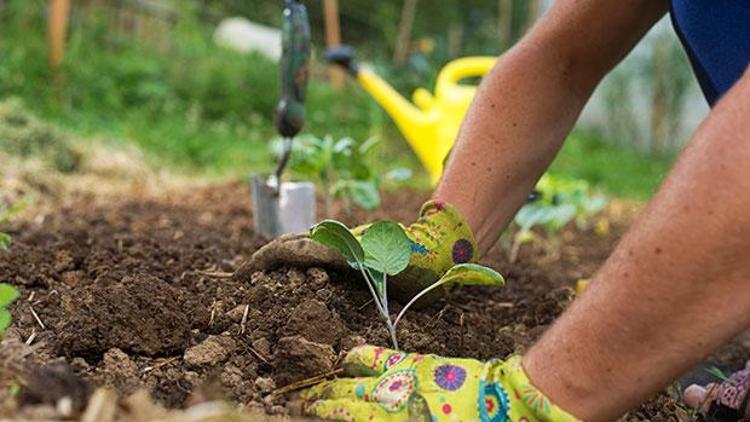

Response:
(550, 132), (675, 200)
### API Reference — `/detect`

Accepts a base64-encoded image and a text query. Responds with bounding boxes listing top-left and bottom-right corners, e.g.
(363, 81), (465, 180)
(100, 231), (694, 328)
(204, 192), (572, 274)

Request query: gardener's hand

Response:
(238, 201), (478, 302)
(300, 345), (578, 422)
(683, 365), (750, 421)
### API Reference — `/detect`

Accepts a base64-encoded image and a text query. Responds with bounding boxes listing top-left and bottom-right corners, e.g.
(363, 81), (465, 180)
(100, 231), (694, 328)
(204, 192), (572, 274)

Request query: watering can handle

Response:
(435, 57), (496, 96)
(324, 45), (359, 75)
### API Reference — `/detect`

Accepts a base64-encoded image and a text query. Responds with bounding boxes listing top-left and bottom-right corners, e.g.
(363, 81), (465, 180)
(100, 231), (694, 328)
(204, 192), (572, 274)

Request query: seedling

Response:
(0, 283), (19, 337)
(509, 175), (607, 262)
(310, 219), (504, 349)
(272, 135), (410, 215)
(0, 201), (24, 250)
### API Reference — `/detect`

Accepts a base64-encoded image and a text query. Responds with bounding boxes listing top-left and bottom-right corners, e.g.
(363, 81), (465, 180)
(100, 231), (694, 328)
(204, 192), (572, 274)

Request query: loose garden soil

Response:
(1, 181), (747, 420)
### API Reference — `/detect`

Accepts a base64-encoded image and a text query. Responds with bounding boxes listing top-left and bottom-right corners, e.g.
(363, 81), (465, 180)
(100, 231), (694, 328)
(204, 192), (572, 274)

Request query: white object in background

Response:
(252, 177), (316, 238)
(214, 17), (281, 61)
(278, 182), (317, 235)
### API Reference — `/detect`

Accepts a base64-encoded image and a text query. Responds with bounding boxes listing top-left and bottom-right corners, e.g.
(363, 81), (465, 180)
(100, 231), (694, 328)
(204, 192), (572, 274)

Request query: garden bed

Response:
(0, 181), (743, 420)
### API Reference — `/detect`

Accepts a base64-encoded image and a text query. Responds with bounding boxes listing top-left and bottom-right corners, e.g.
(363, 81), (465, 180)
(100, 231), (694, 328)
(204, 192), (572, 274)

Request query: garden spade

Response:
(252, 0), (315, 238)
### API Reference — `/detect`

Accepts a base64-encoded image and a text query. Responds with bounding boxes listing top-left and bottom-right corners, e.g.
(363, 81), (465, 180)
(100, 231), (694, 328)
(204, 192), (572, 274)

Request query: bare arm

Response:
(435, 0), (669, 252)
(526, 67), (750, 420)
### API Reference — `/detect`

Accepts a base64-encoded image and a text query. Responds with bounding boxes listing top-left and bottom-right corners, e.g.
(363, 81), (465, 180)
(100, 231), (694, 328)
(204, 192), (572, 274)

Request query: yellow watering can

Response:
(326, 47), (496, 185)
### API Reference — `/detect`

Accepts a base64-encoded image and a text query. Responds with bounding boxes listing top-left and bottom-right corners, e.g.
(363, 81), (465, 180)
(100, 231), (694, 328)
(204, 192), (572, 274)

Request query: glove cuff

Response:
(415, 200), (479, 265)
(485, 356), (580, 422)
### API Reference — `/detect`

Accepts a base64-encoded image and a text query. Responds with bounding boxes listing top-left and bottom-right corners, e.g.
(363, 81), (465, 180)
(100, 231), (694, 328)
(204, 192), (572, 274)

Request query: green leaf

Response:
(385, 168), (412, 182)
(0, 283), (19, 307)
(435, 263), (505, 287)
(361, 221), (411, 276)
(0, 309), (11, 337)
(358, 137), (381, 156)
(310, 220), (364, 266)
(349, 180), (380, 210)
(0, 201), (25, 224)
(0, 233), (10, 250)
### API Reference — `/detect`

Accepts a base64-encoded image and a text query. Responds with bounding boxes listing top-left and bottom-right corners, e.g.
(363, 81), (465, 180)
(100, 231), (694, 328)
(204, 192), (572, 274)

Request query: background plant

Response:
(508, 174), (607, 262)
(0, 284), (19, 337)
(0, 201), (25, 250)
(273, 135), (411, 216)
(310, 219), (503, 349)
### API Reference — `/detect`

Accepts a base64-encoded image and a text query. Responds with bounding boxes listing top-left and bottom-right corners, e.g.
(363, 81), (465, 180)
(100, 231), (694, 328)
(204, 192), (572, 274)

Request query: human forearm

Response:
(434, 40), (590, 253)
(525, 68), (750, 420)
(435, 0), (667, 253)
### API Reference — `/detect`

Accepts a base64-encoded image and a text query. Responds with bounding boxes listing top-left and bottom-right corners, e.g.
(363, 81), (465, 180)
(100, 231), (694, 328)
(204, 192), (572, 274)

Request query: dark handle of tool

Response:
(273, 0), (311, 189)
(275, 0), (311, 139)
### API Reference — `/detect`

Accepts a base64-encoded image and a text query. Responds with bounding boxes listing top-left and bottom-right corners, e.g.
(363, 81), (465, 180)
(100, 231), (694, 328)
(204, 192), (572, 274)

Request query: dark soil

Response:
(0, 181), (743, 420)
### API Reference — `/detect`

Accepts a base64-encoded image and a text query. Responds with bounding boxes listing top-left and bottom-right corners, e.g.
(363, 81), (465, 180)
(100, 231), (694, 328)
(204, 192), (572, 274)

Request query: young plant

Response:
(310, 219), (504, 349)
(509, 174), (607, 262)
(272, 135), (410, 216)
(0, 201), (24, 250)
(0, 283), (19, 337)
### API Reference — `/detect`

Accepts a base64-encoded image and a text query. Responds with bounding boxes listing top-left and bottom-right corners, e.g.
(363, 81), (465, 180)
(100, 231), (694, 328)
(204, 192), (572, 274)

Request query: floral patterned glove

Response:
(301, 345), (578, 422)
(355, 200), (479, 302)
(683, 365), (750, 421)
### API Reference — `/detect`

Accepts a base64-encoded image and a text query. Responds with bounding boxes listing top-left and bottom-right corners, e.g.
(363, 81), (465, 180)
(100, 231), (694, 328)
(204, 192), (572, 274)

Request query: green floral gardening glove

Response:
(353, 200), (479, 301)
(300, 345), (578, 422)
(238, 200), (478, 303)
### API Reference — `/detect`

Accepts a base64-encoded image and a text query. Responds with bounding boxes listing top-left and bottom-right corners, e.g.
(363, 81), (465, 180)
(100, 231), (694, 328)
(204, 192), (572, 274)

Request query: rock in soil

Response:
(274, 336), (336, 385)
(183, 335), (238, 368)
(96, 348), (140, 394)
(18, 360), (92, 415)
(57, 275), (191, 357)
(283, 299), (347, 347)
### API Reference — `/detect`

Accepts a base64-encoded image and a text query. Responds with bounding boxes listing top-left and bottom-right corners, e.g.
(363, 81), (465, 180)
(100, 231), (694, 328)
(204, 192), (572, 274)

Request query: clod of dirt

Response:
(183, 335), (238, 368)
(254, 377), (276, 394)
(252, 338), (271, 357)
(306, 267), (330, 288)
(18, 360), (92, 415)
(58, 275), (190, 357)
(274, 336), (336, 385)
(283, 300), (347, 347)
(97, 348), (140, 394)
(233, 234), (349, 281)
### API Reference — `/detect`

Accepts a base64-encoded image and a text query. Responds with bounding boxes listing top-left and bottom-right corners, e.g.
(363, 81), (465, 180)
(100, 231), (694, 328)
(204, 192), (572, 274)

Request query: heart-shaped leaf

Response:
(310, 220), (364, 266)
(361, 221), (411, 276)
(0, 283), (19, 307)
(435, 263), (505, 287)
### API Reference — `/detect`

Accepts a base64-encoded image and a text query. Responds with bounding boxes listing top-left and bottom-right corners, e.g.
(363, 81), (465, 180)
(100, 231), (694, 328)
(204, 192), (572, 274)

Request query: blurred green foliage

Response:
(0, 0), (405, 176)
(549, 132), (674, 200)
(0, 0), (674, 200)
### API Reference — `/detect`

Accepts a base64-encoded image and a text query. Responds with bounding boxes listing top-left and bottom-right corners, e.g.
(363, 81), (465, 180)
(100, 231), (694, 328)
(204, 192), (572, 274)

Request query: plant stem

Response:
(509, 233), (522, 263)
(355, 264), (388, 319)
(393, 279), (447, 328)
(382, 273), (400, 348)
(387, 319), (399, 349)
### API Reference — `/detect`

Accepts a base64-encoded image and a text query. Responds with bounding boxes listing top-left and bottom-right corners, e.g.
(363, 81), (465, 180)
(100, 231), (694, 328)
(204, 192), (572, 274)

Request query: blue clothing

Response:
(670, 0), (750, 105)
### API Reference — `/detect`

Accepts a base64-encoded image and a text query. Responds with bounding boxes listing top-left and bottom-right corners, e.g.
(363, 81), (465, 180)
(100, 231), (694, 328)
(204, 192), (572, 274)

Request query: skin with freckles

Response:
(433, 0), (750, 419)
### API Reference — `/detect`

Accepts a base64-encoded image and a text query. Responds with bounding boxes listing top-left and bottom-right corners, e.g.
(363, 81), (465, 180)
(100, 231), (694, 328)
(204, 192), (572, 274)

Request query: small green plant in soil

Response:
(0, 201), (25, 250)
(509, 174), (607, 262)
(310, 219), (504, 349)
(272, 135), (410, 216)
(0, 283), (19, 337)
